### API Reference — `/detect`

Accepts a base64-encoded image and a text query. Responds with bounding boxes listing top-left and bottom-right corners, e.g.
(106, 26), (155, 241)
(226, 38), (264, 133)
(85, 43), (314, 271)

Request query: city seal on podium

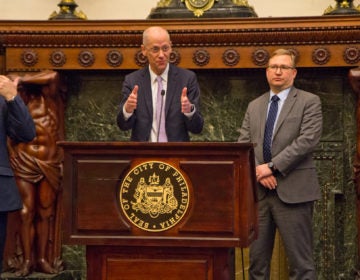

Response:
(119, 161), (190, 232)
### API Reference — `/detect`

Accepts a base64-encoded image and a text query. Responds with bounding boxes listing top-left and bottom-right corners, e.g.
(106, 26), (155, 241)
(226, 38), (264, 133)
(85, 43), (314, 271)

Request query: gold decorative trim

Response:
(181, 0), (216, 17)
(232, 0), (251, 7)
(156, 0), (173, 8)
(49, 0), (87, 20)
(323, 0), (360, 15)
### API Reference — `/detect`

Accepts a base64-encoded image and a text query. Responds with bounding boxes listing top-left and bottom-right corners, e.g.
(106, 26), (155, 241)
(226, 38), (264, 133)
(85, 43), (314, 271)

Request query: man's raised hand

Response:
(124, 85), (138, 113)
(181, 87), (192, 114)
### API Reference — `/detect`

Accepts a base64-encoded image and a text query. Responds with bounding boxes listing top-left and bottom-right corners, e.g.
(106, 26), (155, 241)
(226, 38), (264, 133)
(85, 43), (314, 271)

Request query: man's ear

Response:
(141, 44), (146, 56)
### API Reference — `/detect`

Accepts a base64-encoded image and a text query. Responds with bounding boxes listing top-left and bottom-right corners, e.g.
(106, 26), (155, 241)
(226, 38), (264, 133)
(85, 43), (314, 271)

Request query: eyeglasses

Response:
(268, 65), (294, 71)
(147, 45), (171, 54)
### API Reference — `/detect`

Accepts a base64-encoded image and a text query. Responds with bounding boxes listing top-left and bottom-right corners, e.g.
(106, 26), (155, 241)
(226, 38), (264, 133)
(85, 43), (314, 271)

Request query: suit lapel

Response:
(140, 68), (153, 117)
(164, 65), (178, 116)
(273, 87), (297, 137)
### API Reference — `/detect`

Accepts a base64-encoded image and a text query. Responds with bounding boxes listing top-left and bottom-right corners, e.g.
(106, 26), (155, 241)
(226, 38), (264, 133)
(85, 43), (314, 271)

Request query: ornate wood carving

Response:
(78, 50), (95, 67)
(344, 46), (360, 65)
(21, 49), (38, 67)
(193, 49), (210, 66)
(106, 50), (123, 68)
(169, 49), (181, 65)
(49, 50), (67, 67)
(251, 48), (269, 66)
(134, 50), (147, 67)
(0, 16), (359, 71)
(5, 71), (66, 276)
(222, 49), (240, 67)
(312, 47), (331, 65)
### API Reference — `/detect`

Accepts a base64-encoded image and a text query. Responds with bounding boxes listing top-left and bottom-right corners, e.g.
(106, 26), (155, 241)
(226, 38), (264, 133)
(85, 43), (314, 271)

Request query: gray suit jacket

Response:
(238, 86), (322, 203)
(117, 64), (204, 142)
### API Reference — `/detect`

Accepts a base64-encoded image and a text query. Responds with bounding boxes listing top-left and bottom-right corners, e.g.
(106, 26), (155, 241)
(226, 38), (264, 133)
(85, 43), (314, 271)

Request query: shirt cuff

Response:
(122, 105), (133, 120)
(184, 104), (195, 118)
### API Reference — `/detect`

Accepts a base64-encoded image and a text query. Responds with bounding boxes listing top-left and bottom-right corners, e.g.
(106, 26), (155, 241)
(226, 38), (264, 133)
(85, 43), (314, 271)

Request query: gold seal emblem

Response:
(182, 0), (216, 17)
(119, 161), (190, 232)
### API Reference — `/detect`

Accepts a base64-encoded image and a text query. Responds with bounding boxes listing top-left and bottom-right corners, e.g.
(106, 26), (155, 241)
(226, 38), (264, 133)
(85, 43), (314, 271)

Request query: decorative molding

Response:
(134, 50), (147, 67)
(312, 47), (331, 65)
(2, 26), (360, 48)
(21, 49), (38, 67)
(0, 17), (359, 70)
(252, 48), (269, 66)
(193, 49), (210, 66)
(1, 19), (359, 48)
(106, 50), (123, 68)
(78, 50), (95, 67)
(343, 46), (360, 64)
(169, 49), (181, 65)
(222, 49), (240, 67)
(50, 50), (67, 67)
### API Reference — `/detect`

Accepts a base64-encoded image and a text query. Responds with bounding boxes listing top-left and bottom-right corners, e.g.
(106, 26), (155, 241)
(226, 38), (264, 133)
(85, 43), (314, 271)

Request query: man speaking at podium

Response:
(117, 26), (204, 142)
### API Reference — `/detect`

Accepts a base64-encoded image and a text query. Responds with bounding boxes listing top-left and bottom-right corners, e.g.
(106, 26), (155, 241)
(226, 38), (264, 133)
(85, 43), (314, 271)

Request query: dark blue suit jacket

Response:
(117, 64), (203, 141)
(0, 95), (35, 212)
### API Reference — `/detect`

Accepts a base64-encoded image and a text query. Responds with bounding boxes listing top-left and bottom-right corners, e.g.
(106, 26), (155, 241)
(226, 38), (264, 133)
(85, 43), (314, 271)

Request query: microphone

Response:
(157, 90), (166, 142)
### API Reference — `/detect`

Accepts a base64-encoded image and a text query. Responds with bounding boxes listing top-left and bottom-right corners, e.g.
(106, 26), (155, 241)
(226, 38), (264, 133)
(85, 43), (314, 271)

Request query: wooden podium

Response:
(59, 142), (258, 280)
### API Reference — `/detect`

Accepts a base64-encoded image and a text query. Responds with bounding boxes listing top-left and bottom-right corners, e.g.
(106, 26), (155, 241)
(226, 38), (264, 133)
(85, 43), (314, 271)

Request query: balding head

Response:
(142, 26), (171, 47)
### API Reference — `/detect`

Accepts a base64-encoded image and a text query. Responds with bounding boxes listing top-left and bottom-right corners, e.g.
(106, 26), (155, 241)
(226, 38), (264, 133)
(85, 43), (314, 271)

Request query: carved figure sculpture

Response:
(7, 70), (66, 276)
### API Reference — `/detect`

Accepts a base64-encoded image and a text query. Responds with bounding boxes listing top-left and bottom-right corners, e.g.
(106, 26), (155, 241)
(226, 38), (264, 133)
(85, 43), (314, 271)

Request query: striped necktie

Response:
(263, 95), (280, 162)
(156, 76), (167, 142)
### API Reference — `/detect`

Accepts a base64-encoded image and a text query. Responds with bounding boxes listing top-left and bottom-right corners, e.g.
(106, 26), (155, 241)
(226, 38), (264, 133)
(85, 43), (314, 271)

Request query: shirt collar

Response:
(149, 64), (169, 84)
(269, 87), (291, 102)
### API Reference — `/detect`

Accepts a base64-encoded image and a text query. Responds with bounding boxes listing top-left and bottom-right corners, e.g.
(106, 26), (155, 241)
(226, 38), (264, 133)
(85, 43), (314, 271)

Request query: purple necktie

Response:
(156, 76), (167, 142)
(263, 95), (280, 162)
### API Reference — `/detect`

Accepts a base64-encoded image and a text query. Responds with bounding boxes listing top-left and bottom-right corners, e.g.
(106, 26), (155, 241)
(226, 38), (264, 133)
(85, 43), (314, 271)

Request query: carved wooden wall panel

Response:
(1, 17), (359, 72)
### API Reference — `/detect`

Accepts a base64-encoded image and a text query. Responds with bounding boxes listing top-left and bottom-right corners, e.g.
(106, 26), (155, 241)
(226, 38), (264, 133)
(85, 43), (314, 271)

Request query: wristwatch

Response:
(268, 162), (276, 174)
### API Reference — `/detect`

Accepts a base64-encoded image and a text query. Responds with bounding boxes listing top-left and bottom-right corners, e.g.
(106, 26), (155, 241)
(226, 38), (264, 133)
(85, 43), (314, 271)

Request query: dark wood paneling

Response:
(60, 142), (257, 250)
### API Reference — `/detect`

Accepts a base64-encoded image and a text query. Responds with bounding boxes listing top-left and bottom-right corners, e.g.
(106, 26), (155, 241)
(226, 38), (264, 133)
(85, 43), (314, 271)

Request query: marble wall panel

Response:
(63, 67), (357, 279)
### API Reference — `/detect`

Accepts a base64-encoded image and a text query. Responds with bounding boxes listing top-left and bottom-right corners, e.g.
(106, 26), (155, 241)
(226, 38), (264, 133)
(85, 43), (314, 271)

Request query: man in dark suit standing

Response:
(117, 26), (203, 142)
(0, 75), (36, 274)
(238, 49), (322, 279)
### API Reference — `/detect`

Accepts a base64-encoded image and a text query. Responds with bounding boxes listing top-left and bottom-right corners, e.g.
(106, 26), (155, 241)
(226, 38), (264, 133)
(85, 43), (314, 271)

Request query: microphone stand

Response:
(157, 90), (166, 142)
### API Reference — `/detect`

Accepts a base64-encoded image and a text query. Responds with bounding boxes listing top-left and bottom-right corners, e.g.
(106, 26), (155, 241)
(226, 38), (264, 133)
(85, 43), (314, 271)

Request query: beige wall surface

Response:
(0, 0), (359, 20)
